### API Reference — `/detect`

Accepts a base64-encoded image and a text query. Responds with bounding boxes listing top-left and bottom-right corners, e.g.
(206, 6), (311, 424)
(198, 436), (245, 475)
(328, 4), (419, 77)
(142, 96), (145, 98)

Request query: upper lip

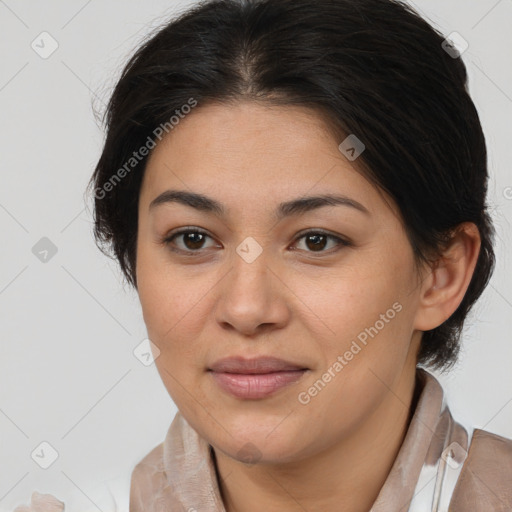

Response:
(208, 356), (307, 374)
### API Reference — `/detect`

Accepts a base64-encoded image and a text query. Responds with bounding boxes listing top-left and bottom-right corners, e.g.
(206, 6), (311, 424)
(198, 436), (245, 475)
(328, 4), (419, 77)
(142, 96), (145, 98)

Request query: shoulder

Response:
(450, 428), (512, 511)
(129, 442), (168, 511)
(131, 441), (165, 474)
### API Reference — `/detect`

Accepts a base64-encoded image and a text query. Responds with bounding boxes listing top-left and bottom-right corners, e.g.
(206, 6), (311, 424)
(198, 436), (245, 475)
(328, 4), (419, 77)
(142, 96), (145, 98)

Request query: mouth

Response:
(207, 356), (309, 400)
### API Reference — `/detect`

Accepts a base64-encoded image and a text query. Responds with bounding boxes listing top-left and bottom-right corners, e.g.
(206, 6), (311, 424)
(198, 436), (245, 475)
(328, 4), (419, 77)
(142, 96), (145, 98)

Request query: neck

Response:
(213, 364), (421, 512)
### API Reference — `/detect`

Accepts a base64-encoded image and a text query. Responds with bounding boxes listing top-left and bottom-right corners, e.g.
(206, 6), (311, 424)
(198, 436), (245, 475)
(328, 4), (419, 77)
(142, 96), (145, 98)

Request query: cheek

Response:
(139, 277), (203, 355)
(309, 260), (410, 337)
(307, 248), (418, 378)
(137, 267), (211, 408)
(136, 251), (214, 376)
(136, 242), (190, 335)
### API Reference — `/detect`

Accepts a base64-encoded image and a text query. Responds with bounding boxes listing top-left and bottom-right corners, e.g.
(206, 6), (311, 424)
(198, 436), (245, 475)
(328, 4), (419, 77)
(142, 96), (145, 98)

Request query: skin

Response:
(135, 101), (481, 512)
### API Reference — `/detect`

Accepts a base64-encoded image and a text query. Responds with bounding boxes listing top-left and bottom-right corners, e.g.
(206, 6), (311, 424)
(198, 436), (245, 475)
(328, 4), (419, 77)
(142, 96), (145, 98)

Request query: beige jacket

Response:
(129, 368), (512, 511)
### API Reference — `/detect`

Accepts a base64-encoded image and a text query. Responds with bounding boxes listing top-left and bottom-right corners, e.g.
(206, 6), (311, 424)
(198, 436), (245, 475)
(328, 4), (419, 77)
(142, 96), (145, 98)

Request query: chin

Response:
(201, 411), (310, 464)
(215, 435), (305, 466)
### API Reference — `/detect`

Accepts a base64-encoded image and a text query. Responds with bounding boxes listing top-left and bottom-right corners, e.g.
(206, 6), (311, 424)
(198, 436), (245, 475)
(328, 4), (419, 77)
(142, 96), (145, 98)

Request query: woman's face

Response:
(136, 101), (426, 464)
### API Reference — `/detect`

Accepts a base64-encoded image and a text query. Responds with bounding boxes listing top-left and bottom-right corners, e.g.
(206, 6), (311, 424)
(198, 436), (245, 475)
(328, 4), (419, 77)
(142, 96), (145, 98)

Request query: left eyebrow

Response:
(148, 189), (371, 219)
(275, 193), (371, 219)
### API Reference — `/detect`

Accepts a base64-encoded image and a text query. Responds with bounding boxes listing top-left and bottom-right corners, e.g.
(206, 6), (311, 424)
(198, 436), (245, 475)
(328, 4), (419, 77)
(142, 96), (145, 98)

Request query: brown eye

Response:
(163, 228), (217, 253)
(180, 232), (207, 250)
(293, 231), (351, 254)
(304, 233), (328, 251)
(162, 228), (351, 256)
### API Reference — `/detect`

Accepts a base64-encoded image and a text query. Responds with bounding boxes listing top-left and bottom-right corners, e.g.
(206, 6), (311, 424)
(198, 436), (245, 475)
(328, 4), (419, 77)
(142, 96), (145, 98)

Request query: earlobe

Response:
(413, 222), (481, 331)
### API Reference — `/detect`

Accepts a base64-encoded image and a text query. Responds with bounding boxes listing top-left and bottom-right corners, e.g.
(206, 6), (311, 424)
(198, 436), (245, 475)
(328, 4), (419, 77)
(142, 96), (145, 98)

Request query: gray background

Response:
(1, 0), (511, 510)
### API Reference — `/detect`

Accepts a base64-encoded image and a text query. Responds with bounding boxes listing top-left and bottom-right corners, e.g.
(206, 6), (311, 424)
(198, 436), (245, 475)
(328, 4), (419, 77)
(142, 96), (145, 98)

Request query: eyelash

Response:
(161, 227), (352, 256)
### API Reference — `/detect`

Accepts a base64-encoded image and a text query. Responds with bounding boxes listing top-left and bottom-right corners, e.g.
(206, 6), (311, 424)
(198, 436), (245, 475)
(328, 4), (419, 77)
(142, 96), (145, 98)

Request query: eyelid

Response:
(162, 227), (352, 255)
(294, 227), (349, 242)
(291, 229), (352, 254)
(162, 226), (217, 252)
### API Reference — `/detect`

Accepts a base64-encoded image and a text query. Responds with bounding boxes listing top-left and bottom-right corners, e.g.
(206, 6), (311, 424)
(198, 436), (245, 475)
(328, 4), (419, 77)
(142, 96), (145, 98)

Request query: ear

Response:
(413, 222), (481, 331)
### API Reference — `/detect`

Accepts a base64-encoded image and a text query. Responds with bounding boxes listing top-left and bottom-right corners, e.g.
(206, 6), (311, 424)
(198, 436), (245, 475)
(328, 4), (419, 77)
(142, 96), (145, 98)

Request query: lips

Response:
(208, 356), (308, 399)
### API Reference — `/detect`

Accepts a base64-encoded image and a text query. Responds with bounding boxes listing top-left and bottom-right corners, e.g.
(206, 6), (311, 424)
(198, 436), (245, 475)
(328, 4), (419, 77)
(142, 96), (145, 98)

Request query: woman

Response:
(92, 0), (512, 510)
(15, 0), (512, 510)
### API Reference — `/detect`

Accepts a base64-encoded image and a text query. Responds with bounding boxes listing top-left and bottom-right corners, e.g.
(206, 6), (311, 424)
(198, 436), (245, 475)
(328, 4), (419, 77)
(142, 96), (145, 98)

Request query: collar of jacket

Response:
(129, 368), (475, 511)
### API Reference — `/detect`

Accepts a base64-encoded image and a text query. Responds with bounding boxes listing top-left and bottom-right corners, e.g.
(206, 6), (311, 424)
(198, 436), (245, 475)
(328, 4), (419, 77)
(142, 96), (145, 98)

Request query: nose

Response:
(214, 243), (290, 337)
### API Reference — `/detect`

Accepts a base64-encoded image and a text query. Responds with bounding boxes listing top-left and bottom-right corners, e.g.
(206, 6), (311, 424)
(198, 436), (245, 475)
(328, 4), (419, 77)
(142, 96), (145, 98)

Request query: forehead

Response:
(139, 101), (395, 219)
(147, 101), (340, 166)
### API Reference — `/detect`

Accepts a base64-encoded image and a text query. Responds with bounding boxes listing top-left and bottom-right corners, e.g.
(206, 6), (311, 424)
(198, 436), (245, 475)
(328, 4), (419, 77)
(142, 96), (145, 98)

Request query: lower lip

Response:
(210, 370), (307, 399)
